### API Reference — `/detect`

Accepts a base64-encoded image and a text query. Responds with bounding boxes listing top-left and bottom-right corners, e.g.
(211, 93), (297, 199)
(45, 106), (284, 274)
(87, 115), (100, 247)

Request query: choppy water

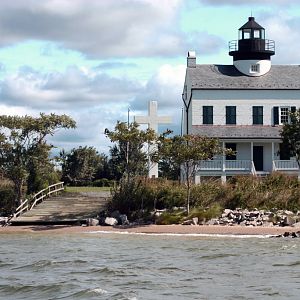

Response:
(0, 231), (299, 300)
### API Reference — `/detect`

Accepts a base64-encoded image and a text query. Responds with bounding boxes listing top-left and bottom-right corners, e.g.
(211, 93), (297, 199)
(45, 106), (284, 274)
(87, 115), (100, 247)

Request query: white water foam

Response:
(90, 288), (108, 295)
(86, 230), (271, 239)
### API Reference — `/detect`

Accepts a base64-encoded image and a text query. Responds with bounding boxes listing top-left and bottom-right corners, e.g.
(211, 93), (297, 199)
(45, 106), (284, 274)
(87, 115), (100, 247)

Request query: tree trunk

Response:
(14, 179), (24, 207)
(186, 185), (190, 215)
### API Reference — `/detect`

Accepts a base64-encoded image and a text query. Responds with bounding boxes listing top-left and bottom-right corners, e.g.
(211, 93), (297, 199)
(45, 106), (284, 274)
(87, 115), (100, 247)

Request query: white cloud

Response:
(0, 0), (223, 58)
(199, 0), (299, 6)
(0, 62), (185, 152)
(0, 67), (142, 110)
(259, 13), (300, 64)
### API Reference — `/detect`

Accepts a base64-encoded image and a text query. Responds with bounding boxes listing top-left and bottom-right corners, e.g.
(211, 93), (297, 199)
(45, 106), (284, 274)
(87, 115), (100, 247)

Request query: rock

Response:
(283, 216), (296, 226)
(262, 221), (274, 227)
(228, 212), (235, 220)
(239, 220), (247, 226)
(262, 215), (270, 222)
(104, 217), (118, 226)
(249, 211), (260, 218)
(291, 232), (298, 238)
(292, 222), (300, 228)
(0, 217), (8, 225)
(206, 218), (219, 225)
(223, 209), (232, 216)
(284, 210), (294, 216)
(182, 219), (193, 225)
(119, 214), (129, 225)
(192, 217), (199, 225)
(249, 220), (257, 226)
(86, 218), (99, 226)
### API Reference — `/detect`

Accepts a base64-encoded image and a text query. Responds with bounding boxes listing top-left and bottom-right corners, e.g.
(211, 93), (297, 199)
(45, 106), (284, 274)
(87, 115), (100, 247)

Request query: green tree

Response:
(0, 113), (76, 206)
(105, 121), (156, 180)
(281, 108), (300, 178)
(26, 142), (60, 194)
(155, 133), (228, 214)
(61, 146), (106, 186)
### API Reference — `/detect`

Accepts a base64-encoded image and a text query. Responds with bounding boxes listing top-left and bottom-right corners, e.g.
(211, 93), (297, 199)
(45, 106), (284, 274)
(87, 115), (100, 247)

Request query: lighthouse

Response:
(229, 17), (275, 76)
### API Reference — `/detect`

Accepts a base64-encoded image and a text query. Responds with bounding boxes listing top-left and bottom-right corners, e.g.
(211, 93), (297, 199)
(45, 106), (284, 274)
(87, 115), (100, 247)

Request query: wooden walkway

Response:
(10, 191), (110, 225)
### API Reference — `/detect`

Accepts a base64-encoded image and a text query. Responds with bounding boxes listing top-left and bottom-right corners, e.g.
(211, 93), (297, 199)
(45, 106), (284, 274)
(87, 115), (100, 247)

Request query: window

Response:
(243, 29), (251, 39)
(226, 106), (236, 125)
(203, 106), (213, 124)
(254, 30), (260, 38)
(251, 64), (259, 73)
(253, 106), (263, 125)
(280, 107), (289, 124)
(273, 106), (297, 125)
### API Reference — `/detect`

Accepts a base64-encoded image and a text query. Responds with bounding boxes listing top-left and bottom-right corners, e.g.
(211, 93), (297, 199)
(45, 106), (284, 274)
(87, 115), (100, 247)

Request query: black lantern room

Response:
(229, 17), (275, 61)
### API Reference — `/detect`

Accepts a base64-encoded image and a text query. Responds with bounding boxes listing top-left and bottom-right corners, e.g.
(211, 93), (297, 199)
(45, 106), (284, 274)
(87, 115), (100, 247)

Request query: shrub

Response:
(108, 177), (185, 218)
(156, 211), (184, 225)
(188, 204), (223, 221)
(0, 180), (15, 216)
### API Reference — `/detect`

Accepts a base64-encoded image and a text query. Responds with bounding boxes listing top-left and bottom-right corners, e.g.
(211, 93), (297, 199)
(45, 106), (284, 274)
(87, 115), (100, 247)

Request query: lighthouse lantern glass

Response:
(254, 30), (260, 38)
(243, 29), (251, 39)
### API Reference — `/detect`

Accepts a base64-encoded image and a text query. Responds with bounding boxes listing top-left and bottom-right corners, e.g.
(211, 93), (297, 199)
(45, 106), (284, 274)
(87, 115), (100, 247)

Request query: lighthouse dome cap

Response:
(239, 16), (264, 30)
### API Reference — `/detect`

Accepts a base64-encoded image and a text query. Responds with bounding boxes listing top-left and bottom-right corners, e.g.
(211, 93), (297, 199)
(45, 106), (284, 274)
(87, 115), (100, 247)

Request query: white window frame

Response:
(279, 106), (290, 125)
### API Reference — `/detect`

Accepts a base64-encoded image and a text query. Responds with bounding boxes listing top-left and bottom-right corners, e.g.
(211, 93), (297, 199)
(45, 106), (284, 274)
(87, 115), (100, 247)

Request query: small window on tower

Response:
(251, 64), (259, 73)
(243, 29), (251, 39)
(254, 30), (260, 38)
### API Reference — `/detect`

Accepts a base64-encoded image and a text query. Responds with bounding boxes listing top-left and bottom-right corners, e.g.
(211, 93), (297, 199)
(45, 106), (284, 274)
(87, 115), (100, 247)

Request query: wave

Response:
(86, 230), (271, 239)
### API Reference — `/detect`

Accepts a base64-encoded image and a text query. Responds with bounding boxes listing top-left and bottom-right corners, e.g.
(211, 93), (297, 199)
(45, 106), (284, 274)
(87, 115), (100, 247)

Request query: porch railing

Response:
(198, 160), (253, 172)
(273, 160), (299, 171)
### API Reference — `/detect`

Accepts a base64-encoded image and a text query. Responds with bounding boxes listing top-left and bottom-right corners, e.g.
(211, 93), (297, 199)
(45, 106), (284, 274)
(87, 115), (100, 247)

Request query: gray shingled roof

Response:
(188, 65), (300, 89)
(191, 125), (281, 139)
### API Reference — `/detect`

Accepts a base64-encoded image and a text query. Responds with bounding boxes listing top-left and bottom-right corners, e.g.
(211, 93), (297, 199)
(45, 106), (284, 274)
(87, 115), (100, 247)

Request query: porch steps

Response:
(256, 171), (270, 177)
(10, 191), (110, 226)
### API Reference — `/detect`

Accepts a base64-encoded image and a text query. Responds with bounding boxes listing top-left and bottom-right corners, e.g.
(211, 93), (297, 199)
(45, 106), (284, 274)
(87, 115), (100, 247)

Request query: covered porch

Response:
(195, 140), (299, 183)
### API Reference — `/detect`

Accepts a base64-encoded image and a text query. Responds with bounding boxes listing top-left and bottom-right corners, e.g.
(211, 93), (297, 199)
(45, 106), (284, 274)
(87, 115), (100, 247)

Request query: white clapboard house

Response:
(182, 17), (300, 182)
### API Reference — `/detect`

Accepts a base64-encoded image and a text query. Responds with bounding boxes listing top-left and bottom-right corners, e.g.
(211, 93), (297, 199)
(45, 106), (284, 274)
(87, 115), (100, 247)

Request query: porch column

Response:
(271, 142), (275, 172)
(195, 175), (201, 185)
(250, 142), (253, 162)
(221, 141), (226, 184)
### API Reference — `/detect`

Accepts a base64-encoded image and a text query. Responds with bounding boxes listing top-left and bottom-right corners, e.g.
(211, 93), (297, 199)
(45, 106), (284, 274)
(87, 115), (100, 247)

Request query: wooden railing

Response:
(273, 160), (299, 171)
(13, 182), (64, 218)
(198, 160), (253, 172)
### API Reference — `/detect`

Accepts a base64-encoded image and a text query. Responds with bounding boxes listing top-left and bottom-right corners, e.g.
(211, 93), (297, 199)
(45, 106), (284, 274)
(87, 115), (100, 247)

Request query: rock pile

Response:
(0, 217), (8, 226)
(85, 210), (130, 227)
(209, 208), (300, 227)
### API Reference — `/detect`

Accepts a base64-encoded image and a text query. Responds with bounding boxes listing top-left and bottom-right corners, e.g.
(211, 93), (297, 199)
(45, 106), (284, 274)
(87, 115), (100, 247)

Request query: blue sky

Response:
(1, 0), (300, 154)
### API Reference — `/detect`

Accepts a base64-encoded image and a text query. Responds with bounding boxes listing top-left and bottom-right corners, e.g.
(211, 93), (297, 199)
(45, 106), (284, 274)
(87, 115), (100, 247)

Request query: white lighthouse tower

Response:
(229, 17), (275, 77)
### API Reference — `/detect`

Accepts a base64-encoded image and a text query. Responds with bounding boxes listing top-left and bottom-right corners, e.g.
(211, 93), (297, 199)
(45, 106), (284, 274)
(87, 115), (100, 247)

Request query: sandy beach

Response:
(0, 224), (298, 236)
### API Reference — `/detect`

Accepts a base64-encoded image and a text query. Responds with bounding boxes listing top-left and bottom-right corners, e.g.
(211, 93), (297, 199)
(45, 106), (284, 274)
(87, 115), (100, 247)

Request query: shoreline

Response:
(0, 224), (298, 236)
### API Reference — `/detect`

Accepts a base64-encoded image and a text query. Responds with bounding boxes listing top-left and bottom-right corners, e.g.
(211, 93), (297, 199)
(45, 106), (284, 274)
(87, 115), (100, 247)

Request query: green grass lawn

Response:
(65, 186), (112, 193)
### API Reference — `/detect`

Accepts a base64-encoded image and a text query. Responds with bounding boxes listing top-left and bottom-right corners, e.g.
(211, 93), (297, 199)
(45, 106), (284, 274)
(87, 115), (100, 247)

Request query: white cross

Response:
(134, 101), (172, 178)
(135, 101), (172, 132)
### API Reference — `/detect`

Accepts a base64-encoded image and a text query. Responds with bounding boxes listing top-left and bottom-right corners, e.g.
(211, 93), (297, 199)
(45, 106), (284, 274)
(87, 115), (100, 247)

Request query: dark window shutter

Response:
(253, 106), (263, 125)
(226, 106), (236, 125)
(273, 107), (279, 125)
(203, 106), (213, 124)
(291, 106), (296, 113)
